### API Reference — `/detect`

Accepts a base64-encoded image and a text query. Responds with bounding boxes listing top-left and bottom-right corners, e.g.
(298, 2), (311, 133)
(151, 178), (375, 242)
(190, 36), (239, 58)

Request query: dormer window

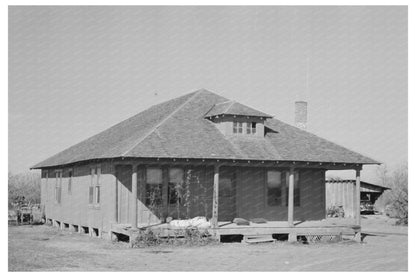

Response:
(206, 101), (271, 137)
(247, 122), (257, 135)
(233, 122), (243, 134)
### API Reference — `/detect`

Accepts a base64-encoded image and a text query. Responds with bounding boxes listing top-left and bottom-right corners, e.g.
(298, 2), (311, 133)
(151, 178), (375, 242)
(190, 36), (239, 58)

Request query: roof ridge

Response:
(121, 90), (202, 157)
(203, 100), (232, 117)
(223, 100), (235, 114)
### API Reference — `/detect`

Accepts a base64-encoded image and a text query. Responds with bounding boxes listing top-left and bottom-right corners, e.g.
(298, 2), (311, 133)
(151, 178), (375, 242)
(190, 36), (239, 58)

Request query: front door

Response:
(218, 168), (237, 221)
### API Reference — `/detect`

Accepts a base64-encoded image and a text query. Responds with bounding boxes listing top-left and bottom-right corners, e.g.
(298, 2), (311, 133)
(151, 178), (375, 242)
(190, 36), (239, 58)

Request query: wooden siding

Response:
(41, 162), (327, 232)
(41, 162), (117, 233)
(237, 168), (326, 221)
(326, 180), (356, 218)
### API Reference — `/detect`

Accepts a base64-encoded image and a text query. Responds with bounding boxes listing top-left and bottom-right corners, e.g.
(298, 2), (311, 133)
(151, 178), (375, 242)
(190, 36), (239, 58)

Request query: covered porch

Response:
(111, 158), (364, 244)
(110, 217), (360, 245)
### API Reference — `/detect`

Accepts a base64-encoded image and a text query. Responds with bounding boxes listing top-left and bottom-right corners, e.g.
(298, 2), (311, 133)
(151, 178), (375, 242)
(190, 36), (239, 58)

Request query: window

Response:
(168, 168), (184, 204)
(219, 177), (233, 197)
(267, 170), (300, 207)
(284, 171), (300, 207)
(233, 122), (243, 134)
(267, 171), (282, 206)
(55, 170), (62, 204)
(89, 168), (95, 204)
(250, 122), (257, 134)
(89, 166), (101, 205)
(95, 166), (101, 204)
(145, 168), (163, 206)
(68, 169), (73, 194)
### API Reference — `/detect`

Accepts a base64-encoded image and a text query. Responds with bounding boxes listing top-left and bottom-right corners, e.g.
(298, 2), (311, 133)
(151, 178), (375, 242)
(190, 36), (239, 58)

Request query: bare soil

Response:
(8, 215), (407, 271)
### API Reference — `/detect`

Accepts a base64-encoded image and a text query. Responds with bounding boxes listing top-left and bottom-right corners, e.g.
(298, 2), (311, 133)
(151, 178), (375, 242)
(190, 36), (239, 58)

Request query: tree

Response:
(8, 171), (41, 209)
(375, 163), (408, 225)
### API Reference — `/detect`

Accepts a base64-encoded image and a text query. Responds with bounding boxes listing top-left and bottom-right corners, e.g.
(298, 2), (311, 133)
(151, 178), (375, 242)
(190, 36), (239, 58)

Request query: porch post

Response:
(354, 169), (361, 241)
(355, 169), (361, 225)
(288, 167), (295, 227)
(211, 164), (220, 229)
(131, 164), (138, 230)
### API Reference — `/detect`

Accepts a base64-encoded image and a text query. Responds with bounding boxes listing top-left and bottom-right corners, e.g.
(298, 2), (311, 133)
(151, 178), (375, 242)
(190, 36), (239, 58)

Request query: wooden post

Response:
(131, 164), (138, 230)
(162, 167), (169, 220)
(355, 169), (361, 226)
(211, 165), (220, 229)
(354, 169), (361, 242)
(113, 165), (118, 224)
(288, 167), (295, 227)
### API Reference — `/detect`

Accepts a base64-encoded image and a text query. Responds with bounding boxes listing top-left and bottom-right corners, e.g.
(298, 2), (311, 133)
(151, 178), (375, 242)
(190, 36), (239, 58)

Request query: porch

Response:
(110, 217), (361, 245)
(112, 158), (364, 244)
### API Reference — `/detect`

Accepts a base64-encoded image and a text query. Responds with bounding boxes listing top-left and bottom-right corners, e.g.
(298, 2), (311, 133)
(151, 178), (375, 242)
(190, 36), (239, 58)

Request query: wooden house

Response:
(32, 89), (378, 242)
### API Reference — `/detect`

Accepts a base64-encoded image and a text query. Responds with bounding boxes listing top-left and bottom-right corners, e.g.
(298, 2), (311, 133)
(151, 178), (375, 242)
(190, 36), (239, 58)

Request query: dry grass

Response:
(8, 215), (407, 271)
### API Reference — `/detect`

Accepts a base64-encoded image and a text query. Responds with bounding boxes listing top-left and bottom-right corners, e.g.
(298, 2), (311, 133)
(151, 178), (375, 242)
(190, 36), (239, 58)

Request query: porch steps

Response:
(243, 234), (276, 244)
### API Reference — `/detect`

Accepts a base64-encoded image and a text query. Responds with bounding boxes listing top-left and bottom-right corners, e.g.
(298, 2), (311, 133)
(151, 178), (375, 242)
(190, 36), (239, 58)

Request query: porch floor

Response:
(111, 217), (360, 239)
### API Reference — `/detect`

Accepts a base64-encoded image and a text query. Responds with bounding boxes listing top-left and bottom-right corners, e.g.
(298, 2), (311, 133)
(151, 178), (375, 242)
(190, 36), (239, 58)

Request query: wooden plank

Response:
(162, 167), (169, 219)
(211, 165), (220, 228)
(355, 170), (361, 226)
(288, 167), (294, 227)
(131, 165), (138, 229)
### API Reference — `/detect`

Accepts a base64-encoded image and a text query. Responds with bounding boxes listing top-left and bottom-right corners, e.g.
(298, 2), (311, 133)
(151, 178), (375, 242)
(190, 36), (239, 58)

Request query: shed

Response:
(326, 179), (390, 217)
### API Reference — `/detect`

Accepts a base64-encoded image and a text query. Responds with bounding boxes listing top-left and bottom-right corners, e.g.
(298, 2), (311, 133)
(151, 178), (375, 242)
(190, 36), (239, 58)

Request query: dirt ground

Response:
(8, 215), (407, 271)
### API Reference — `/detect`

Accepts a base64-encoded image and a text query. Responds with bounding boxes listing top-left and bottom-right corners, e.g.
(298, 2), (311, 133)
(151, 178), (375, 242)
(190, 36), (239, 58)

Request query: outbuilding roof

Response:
(32, 89), (379, 168)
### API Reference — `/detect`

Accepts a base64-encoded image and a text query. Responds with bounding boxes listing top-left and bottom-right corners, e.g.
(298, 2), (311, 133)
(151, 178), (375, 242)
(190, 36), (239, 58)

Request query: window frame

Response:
(251, 122), (257, 134)
(68, 168), (73, 194)
(88, 165), (101, 207)
(88, 167), (95, 205)
(95, 166), (101, 205)
(168, 168), (184, 205)
(55, 170), (62, 204)
(145, 167), (163, 206)
(266, 170), (283, 207)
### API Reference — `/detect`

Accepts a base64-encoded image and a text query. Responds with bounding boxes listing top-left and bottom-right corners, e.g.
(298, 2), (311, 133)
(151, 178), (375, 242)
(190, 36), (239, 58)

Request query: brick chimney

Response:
(295, 101), (307, 130)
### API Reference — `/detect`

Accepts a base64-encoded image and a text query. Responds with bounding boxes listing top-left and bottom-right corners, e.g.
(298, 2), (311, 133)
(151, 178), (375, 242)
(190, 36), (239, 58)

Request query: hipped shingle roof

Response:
(32, 89), (378, 168)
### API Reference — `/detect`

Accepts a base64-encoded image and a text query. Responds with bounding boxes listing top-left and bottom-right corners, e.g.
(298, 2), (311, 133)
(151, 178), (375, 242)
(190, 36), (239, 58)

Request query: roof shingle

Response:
(32, 89), (379, 168)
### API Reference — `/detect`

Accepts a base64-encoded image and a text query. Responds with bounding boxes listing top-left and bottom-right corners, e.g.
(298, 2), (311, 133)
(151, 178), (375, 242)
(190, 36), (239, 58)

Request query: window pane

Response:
(89, 186), (94, 204)
(95, 186), (100, 204)
(267, 171), (281, 188)
(97, 166), (101, 184)
(168, 182), (179, 204)
(169, 168), (183, 183)
(238, 122), (243, 133)
(219, 178), (233, 197)
(233, 122), (238, 133)
(168, 168), (183, 204)
(57, 186), (61, 203)
(267, 188), (281, 206)
(68, 170), (72, 193)
(146, 168), (162, 184)
(145, 184), (163, 205)
(252, 122), (257, 134)
(246, 123), (251, 134)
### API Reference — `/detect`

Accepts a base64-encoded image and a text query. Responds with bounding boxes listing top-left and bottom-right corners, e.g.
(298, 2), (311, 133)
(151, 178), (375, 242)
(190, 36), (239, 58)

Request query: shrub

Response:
(8, 171), (41, 209)
(131, 227), (216, 248)
(327, 206), (345, 218)
(376, 163), (407, 225)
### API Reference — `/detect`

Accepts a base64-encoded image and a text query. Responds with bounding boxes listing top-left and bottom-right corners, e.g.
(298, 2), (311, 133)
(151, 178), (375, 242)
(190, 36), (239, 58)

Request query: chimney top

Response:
(295, 101), (307, 130)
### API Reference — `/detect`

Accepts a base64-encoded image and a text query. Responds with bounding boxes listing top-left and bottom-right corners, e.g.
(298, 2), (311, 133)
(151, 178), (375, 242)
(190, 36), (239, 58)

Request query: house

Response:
(32, 89), (379, 242)
(326, 179), (390, 217)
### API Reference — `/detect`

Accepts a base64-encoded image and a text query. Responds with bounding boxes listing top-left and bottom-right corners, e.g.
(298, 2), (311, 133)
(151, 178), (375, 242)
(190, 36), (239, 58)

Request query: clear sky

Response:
(9, 6), (407, 182)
